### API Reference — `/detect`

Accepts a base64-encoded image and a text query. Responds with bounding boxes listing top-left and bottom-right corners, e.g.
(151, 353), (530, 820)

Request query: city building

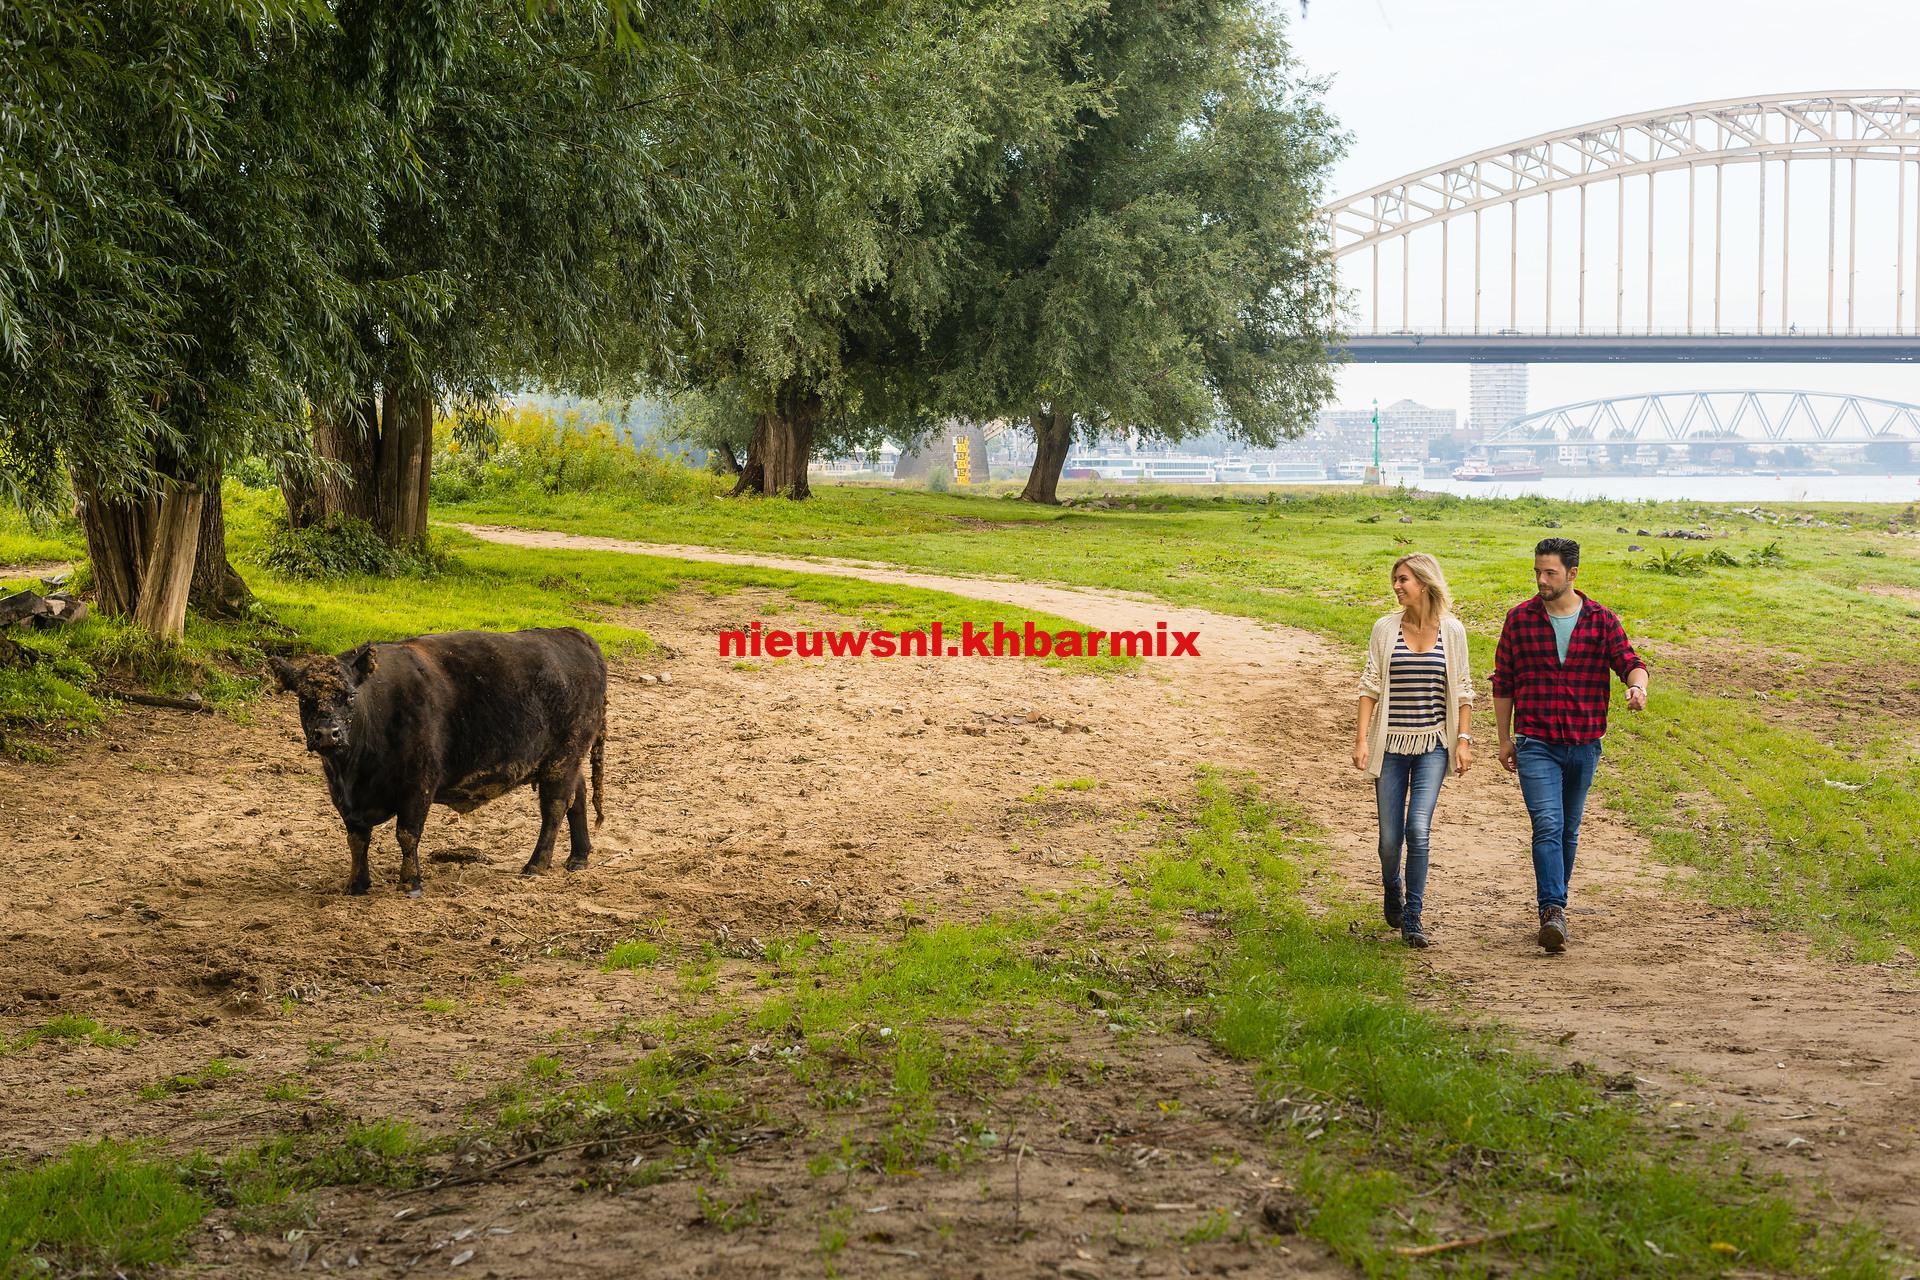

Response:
(1469, 365), (1529, 438)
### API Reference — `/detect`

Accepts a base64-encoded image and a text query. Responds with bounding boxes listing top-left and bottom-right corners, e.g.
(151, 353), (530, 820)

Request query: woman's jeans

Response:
(1513, 735), (1603, 909)
(1376, 746), (1448, 922)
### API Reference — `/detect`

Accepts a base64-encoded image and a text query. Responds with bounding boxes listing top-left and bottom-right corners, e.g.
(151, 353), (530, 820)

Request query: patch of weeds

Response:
(217, 1121), (430, 1208)
(352, 1036), (391, 1063)
(11, 1013), (135, 1050)
(602, 939), (662, 971)
(495, 972), (525, 990)
(694, 1185), (770, 1232)
(262, 1076), (311, 1103)
(1641, 547), (1705, 576)
(138, 1058), (241, 1100)
(525, 1054), (565, 1081)
(305, 1039), (341, 1063)
(1019, 777), (1099, 803)
(421, 996), (457, 1014)
(1181, 1208), (1236, 1245)
(818, 1205), (853, 1275)
(0, 1141), (207, 1275)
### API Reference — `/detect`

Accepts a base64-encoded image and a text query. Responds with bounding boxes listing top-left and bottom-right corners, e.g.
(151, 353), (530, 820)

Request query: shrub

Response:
(262, 516), (444, 580)
(431, 405), (717, 506)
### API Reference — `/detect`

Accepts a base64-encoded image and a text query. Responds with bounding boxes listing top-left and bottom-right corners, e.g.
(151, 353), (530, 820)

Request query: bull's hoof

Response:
(407, 887), (422, 899)
(565, 855), (589, 872)
(347, 878), (371, 896)
(519, 861), (546, 878)
(402, 877), (423, 897)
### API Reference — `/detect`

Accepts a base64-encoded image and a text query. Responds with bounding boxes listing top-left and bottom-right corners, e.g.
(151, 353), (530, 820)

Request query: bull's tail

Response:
(590, 723), (605, 825)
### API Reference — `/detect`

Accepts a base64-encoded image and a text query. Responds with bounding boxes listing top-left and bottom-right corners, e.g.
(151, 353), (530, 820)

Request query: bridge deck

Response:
(1339, 334), (1920, 363)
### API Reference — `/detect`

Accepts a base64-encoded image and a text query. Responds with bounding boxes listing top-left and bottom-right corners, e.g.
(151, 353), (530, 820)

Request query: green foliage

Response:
(1640, 547), (1705, 576)
(262, 516), (445, 581)
(430, 407), (717, 507)
(0, 1142), (207, 1277)
(929, 0), (1344, 479)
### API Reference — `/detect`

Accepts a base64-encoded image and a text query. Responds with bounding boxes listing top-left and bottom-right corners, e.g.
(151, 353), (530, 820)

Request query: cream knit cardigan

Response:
(1356, 610), (1476, 780)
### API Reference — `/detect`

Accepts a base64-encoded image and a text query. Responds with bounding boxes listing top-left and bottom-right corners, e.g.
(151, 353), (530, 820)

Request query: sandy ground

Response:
(1, 523), (1915, 1275)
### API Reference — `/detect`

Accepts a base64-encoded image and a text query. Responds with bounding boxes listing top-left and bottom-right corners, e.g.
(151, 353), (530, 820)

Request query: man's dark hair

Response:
(1535, 537), (1580, 569)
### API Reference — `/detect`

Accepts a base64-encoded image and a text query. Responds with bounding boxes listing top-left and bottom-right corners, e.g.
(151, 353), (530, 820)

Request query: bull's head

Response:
(270, 643), (378, 756)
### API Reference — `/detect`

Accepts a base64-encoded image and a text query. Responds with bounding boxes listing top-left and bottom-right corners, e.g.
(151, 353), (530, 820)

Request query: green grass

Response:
(602, 938), (663, 971)
(0, 507), (79, 570)
(0, 1142), (207, 1277)
(441, 480), (1920, 959)
(9, 1013), (135, 1051)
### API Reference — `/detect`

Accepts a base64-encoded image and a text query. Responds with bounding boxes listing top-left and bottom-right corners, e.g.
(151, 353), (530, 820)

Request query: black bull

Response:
(271, 628), (607, 896)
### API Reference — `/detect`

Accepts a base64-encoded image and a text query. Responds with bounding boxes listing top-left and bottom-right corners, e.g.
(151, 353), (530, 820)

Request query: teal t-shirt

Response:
(1547, 604), (1582, 662)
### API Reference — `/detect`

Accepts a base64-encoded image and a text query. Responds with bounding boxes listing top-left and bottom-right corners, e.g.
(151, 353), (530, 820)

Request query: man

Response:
(1492, 537), (1649, 953)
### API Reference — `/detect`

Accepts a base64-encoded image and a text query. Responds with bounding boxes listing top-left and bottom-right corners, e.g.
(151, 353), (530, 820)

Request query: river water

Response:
(1401, 474), (1920, 505)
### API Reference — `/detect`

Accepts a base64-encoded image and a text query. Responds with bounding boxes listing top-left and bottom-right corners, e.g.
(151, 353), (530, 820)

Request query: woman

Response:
(1353, 553), (1475, 947)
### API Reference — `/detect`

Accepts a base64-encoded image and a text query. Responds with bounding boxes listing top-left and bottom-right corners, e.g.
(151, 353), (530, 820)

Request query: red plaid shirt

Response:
(1491, 591), (1646, 743)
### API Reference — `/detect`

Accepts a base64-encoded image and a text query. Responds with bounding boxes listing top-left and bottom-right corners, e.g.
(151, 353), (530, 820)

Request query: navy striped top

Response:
(1385, 628), (1447, 755)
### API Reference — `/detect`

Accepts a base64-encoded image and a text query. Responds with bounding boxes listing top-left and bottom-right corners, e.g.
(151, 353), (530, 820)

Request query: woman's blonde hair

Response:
(1392, 552), (1453, 623)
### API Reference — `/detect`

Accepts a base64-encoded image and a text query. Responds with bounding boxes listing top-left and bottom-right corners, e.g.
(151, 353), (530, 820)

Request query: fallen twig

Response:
(1394, 1222), (1553, 1258)
(106, 688), (211, 714)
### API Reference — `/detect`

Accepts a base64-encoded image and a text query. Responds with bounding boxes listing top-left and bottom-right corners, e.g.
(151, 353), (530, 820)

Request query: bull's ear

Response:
(345, 642), (378, 684)
(269, 657), (300, 693)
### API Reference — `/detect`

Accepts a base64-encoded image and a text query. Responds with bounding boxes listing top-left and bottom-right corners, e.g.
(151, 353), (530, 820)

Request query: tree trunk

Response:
(131, 483), (204, 641)
(379, 382), (433, 547)
(730, 419), (767, 496)
(731, 387), (821, 500)
(75, 477), (150, 618)
(282, 386), (433, 546)
(1020, 403), (1073, 504)
(189, 471), (256, 620)
(74, 466), (204, 641)
(712, 441), (742, 476)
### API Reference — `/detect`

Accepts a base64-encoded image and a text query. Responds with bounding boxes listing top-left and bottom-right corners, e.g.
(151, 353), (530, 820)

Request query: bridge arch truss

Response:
(1487, 390), (1920, 447)
(1321, 92), (1920, 338)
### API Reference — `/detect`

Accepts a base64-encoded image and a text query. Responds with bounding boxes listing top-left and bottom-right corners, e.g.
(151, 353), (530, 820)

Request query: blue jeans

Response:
(1376, 746), (1449, 922)
(1514, 736), (1604, 909)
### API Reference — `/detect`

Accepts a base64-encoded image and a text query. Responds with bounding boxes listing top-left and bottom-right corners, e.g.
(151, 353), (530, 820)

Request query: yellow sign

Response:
(952, 434), (971, 486)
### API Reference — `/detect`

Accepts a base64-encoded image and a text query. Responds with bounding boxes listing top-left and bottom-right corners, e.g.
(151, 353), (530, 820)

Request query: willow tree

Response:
(0, 2), (405, 638)
(931, 0), (1346, 503)
(661, 0), (1097, 500)
(292, 0), (1004, 533)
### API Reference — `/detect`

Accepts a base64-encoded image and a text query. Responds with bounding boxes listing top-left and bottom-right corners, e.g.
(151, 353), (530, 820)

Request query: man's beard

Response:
(1537, 583), (1568, 602)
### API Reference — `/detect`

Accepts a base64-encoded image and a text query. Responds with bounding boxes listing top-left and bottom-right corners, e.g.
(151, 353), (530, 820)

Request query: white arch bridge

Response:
(1320, 92), (1920, 360)
(1485, 390), (1920, 446)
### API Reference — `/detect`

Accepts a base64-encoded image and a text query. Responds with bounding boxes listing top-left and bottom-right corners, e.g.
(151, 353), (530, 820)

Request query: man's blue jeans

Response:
(1376, 746), (1449, 921)
(1514, 735), (1603, 909)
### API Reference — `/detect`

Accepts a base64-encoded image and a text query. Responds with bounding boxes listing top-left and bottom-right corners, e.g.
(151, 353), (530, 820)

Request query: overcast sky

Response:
(1283, 0), (1920, 413)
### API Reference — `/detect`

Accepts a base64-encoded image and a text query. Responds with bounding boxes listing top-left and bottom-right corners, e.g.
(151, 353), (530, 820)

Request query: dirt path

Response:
(464, 523), (1920, 1246)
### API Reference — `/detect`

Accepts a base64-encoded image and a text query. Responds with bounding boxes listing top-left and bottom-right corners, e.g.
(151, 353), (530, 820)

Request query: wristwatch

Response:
(1456, 733), (1475, 744)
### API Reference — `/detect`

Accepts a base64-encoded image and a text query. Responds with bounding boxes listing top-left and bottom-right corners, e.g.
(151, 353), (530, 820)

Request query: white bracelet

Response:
(1456, 733), (1475, 743)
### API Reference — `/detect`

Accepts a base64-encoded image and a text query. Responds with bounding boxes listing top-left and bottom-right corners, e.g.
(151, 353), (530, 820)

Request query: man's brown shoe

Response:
(1538, 905), (1567, 953)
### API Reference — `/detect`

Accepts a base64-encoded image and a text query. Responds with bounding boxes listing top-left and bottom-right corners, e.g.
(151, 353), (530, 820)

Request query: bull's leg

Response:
(520, 776), (573, 877)
(564, 776), (592, 872)
(346, 825), (373, 896)
(396, 795), (430, 897)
